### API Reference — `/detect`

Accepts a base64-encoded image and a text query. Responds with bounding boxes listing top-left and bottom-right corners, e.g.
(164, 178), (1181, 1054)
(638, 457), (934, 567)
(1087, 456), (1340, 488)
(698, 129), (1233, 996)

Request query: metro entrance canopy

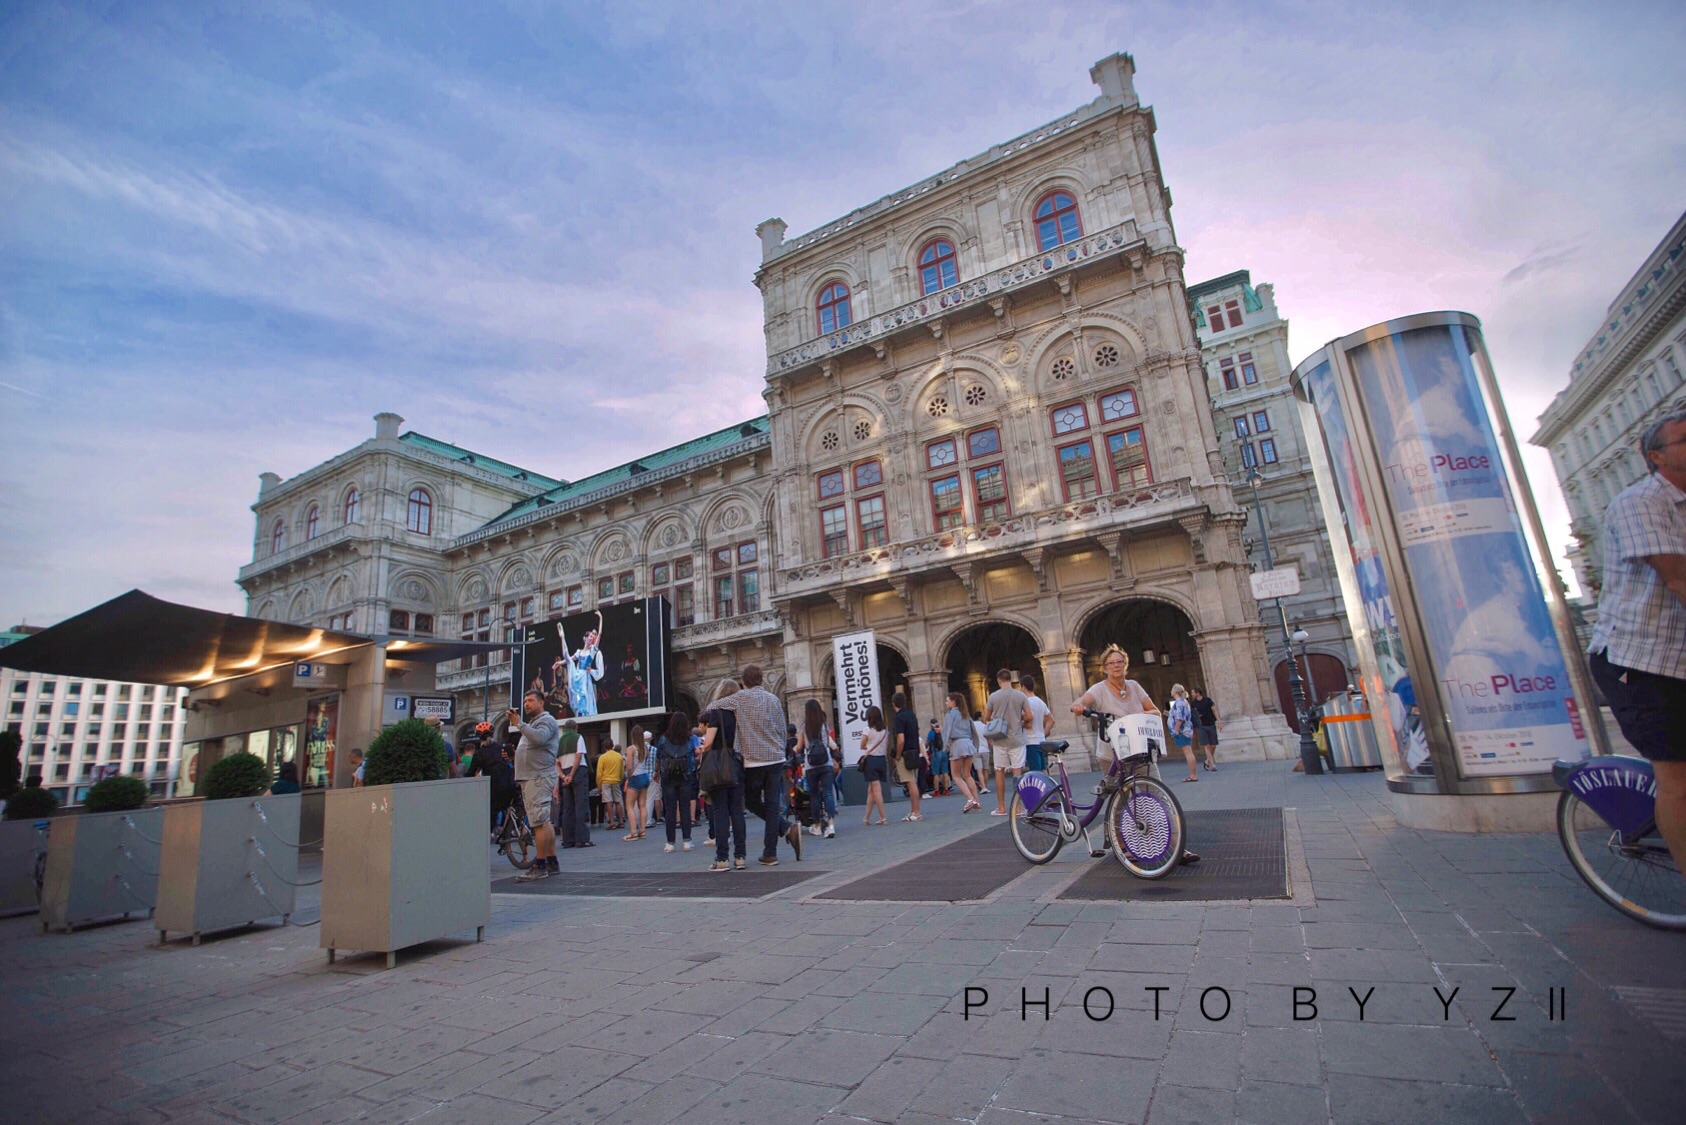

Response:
(0, 590), (504, 686)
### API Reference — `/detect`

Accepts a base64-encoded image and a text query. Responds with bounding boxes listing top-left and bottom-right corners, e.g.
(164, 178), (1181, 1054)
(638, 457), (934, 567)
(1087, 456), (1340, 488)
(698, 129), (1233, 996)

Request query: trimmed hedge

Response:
(202, 751), (271, 801)
(363, 719), (448, 787)
(83, 775), (150, 813)
(3, 786), (59, 820)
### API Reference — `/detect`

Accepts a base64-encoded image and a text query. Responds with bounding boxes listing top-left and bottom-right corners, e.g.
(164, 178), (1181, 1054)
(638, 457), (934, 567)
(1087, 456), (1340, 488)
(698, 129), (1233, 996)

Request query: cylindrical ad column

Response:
(1292, 312), (1601, 797)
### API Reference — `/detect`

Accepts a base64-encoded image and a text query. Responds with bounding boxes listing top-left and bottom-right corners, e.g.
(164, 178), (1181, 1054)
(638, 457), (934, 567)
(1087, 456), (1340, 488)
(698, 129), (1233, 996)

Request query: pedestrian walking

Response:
(1168, 684), (1198, 782)
(891, 692), (925, 823)
(1587, 410), (1686, 879)
(622, 723), (650, 840)
(654, 711), (695, 852)
(985, 670), (1033, 816)
(508, 691), (560, 880)
(858, 705), (890, 826)
(1190, 687), (1221, 771)
(942, 692), (982, 812)
(796, 699), (841, 838)
(1020, 674), (1055, 773)
(696, 665), (801, 865)
(700, 679), (748, 872)
(557, 716), (593, 849)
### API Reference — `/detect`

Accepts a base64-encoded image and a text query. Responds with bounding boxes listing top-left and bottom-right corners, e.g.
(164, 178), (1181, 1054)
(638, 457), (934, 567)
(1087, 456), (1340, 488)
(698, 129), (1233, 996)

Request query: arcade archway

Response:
(944, 623), (1043, 716)
(1078, 600), (1199, 708)
(818, 644), (911, 725)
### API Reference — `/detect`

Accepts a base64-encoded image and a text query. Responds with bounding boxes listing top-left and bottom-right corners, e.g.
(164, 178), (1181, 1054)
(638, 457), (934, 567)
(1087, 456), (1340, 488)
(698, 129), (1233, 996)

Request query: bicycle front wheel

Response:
(1009, 788), (1068, 865)
(1105, 776), (1184, 879)
(1557, 790), (1686, 930)
(504, 820), (536, 870)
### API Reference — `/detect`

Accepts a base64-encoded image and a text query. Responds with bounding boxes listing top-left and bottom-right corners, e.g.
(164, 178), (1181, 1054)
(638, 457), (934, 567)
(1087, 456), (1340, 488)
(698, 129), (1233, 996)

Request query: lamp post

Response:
(1290, 628), (1318, 708)
(1244, 467), (1323, 774)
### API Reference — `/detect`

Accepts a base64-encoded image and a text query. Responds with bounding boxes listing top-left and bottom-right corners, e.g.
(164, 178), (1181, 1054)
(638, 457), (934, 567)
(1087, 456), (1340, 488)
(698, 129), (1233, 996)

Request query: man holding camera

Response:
(509, 691), (560, 881)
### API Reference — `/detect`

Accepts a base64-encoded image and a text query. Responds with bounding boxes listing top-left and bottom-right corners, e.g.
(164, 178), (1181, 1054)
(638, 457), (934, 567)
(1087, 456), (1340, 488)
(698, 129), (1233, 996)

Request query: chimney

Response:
(1089, 53), (1139, 107)
(374, 412), (404, 440)
(258, 472), (281, 498)
(757, 218), (788, 262)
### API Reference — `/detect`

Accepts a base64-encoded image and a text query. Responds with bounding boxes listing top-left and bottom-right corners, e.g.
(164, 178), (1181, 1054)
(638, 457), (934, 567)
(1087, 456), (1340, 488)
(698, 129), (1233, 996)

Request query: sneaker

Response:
(922, 792), (935, 798)
(709, 860), (730, 873)
(516, 866), (550, 882)
(705, 837), (715, 847)
(758, 855), (779, 866)
(663, 843), (675, 853)
(683, 841), (694, 851)
(824, 824), (836, 839)
(808, 825), (823, 836)
(785, 823), (803, 861)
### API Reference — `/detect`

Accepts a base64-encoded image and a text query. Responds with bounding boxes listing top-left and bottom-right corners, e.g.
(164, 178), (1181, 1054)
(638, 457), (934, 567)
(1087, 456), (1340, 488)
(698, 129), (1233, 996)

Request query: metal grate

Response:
(1059, 807), (1288, 902)
(818, 823), (1020, 902)
(494, 869), (826, 899)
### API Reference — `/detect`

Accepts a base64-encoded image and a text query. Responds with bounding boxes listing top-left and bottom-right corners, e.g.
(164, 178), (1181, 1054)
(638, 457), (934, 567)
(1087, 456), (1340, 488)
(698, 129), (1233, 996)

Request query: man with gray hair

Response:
(1588, 410), (1686, 878)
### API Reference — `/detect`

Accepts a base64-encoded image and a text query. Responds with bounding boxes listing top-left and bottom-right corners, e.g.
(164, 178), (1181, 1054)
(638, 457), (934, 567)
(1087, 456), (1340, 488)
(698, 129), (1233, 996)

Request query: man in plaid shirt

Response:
(1588, 410), (1686, 876)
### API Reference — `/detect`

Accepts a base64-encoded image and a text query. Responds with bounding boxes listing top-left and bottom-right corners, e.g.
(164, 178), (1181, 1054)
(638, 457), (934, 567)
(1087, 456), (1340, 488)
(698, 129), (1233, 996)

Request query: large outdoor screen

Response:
(511, 597), (671, 721)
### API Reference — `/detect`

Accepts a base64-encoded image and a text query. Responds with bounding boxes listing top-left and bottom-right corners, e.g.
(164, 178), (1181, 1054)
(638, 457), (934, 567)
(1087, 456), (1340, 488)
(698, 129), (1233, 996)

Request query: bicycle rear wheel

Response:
(1557, 790), (1686, 930)
(503, 818), (536, 870)
(1009, 788), (1068, 865)
(1105, 776), (1184, 879)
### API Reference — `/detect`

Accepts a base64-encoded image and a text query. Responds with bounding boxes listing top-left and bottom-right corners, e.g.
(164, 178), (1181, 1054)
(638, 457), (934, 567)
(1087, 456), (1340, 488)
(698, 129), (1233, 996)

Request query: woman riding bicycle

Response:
(1070, 644), (1200, 865)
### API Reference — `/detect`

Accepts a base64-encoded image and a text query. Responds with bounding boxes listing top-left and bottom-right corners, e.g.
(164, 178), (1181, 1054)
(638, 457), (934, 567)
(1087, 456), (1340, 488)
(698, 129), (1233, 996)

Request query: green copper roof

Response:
(398, 433), (562, 488)
(480, 416), (771, 528)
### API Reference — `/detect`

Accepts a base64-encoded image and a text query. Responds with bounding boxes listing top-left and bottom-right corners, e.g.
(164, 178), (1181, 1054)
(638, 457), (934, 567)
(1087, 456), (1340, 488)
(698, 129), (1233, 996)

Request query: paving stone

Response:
(835, 1054), (948, 1122)
(1325, 1073), (1527, 1124)
(213, 1061), (385, 1124)
(993, 1047), (1156, 1121)
(1235, 1078), (1329, 1122)
(820, 989), (947, 1036)
(1322, 1023), (1504, 1086)
(1145, 1081), (1235, 1123)
(1498, 1050), (1637, 1124)
(1157, 1028), (1240, 1089)
(685, 1073), (838, 1125)
(466, 1047), (639, 1110)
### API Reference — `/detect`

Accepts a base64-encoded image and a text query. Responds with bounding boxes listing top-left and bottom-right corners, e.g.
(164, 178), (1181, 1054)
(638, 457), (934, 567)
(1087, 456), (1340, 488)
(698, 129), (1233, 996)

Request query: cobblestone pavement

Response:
(2, 762), (1681, 1123)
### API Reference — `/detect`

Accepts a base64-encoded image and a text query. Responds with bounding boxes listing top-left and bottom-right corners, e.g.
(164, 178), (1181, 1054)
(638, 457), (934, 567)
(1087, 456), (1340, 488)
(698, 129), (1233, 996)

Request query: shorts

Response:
(601, 783), (624, 805)
(992, 743), (1026, 771)
(948, 738), (976, 759)
(863, 756), (889, 785)
(932, 751), (950, 775)
(893, 755), (920, 786)
(520, 776), (555, 824)
(627, 774), (650, 791)
(1591, 649), (1686, 763)
(1172, 734), (1192, 748)
(1196, 724), (1218, 746)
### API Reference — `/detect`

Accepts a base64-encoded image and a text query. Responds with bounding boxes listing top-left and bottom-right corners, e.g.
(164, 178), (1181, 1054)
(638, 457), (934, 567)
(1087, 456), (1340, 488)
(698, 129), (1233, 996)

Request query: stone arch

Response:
(696, 492), (758, 546)
(941, 620), (1045, 714)
(540, 543), (582, 585)
(1011, 169), (1100, 240)
(588, 530), (635, 573)
(387, 571), (439, 606)
(797, 392), (888, 464)
(255, 599), (276, 621)
(1024, 312), (1148, 394)
(1074, 596), (1203, 709)
(804, 264), (865, 327)
(644, 514), (694, 557)
(287, 588), (315, 622)
(325, 576), (353, 609)
(902, 220), (974, 296)
(457, 569), (492, 608)
(930, 611), (1045, 668)
(909, 359), (1010, 432)
(496, 556), (537, 595)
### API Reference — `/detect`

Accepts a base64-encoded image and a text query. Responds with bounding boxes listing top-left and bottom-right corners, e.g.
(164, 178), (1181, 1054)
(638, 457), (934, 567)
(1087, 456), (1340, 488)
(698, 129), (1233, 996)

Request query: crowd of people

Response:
(463, 650), (1228, 880)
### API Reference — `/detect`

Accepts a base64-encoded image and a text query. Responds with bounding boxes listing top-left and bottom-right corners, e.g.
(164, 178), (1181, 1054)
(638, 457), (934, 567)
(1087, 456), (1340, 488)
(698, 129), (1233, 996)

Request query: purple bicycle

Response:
(1008, 710), (1186, 879)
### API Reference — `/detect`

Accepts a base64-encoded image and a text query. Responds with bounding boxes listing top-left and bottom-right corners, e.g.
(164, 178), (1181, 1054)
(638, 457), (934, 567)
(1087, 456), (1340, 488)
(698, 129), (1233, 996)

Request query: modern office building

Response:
(1533, 210), (1686, 598)
(235, 52), (1306, 763)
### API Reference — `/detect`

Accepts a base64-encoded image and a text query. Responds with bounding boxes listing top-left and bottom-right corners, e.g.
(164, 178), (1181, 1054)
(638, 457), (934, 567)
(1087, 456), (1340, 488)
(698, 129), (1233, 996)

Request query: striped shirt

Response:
(1589, 472), (1686, 680)
(702, 686), (789, 767)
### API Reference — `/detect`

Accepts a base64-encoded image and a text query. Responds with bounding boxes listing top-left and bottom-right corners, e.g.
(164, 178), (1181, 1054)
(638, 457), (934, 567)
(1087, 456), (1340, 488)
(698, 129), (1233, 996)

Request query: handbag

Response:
(984, 714), (1012, 742)
(698, 744), (743, 791)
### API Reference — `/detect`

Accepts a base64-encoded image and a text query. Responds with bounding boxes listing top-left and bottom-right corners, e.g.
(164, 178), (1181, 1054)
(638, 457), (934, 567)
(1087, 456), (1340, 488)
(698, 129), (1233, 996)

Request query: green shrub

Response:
(83, 775), (150, 813)
(0, 729), (21, 798)
(363, 719), (448, 786)
(3, 785), (59, 820)
(201, 751), (271, 801)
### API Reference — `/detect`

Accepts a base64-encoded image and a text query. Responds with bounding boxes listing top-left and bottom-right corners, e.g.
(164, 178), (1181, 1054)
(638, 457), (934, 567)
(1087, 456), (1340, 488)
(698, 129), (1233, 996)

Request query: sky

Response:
(2, 0), (1683, 627)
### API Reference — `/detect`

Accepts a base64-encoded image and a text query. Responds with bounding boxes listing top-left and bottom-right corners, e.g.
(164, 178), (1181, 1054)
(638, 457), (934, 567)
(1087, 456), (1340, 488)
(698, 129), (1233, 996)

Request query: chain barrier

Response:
(247, 871), (320, 927)
(248, 837), (322, 887)
(122, 814), (164, 846)
(113, 874), (153, 909)
(251, 803), (324, 850)
(118, 843), (159, 878)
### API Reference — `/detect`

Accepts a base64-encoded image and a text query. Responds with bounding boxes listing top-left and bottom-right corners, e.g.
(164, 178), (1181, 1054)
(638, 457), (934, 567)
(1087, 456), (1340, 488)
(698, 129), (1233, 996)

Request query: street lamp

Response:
(1244, 467), (1323, 774)
(1289, 628), (1319, 707)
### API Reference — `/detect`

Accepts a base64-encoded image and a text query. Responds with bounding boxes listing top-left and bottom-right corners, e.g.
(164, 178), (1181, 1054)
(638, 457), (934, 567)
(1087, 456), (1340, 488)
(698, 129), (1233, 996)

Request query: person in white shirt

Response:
(1020, 674), (1055, 773)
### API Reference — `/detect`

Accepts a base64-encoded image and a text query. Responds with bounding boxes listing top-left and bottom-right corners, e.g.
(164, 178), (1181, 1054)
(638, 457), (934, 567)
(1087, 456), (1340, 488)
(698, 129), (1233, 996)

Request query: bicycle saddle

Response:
(1042, 739), (1070, 756)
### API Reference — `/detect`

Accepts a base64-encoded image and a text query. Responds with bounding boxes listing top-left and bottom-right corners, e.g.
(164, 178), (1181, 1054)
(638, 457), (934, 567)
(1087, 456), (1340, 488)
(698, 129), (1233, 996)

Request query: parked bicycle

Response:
(1007, 710), (1186, 878)
(493, 790), (536, 871)
(1554, 754), (1685, 930)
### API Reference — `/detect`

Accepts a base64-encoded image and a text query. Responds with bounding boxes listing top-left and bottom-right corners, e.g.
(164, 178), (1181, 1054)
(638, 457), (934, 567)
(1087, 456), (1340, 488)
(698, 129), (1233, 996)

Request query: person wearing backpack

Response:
(796, 699), (841, 839)
(653, 710), (696, 852)
(699, 679), (748, 872)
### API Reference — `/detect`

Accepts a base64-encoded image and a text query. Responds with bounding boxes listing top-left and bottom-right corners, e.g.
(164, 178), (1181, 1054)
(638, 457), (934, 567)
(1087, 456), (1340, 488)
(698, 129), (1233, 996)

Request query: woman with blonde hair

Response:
(1168, 684), (1198, 782)
(941, 691), (982, 812)
(622, 724), (650, 841)
(1071, 644), (1200, 864)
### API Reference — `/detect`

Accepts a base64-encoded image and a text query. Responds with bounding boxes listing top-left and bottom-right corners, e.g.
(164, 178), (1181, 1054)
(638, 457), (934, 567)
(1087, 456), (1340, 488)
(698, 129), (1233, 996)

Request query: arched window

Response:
(406, 489), (432, 535)
(343, 487), (360, 525)
(816, 282), (853, 335)
(918, 240), (959, 294)
(305, 505), (320, 540)
(270, 520), (286, 555)
(1034, 191), (1082, 251)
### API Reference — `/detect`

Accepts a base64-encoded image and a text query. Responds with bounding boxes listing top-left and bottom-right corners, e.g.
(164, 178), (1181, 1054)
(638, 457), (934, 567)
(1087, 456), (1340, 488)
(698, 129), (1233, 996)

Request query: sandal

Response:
(1183, 776), (1199, 783)
(622, 833), (639, 842)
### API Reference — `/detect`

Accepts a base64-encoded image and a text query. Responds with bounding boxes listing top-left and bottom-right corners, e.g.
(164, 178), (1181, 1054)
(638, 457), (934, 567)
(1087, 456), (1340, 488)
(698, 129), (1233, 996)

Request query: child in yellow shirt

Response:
(596, 745), (625, 830)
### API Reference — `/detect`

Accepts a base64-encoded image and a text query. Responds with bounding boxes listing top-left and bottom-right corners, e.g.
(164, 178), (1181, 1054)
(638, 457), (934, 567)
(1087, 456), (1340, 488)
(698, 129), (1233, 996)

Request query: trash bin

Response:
(1321, 691), (1383, 770)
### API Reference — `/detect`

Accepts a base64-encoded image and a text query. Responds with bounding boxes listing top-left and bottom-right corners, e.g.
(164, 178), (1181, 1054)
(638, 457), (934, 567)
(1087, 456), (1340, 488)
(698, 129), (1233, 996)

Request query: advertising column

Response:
(1292, 313), (1600, 798)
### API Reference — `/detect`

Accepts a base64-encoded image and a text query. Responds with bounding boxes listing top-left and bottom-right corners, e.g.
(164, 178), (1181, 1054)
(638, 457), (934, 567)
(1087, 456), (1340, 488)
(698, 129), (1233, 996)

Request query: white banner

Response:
(832, 629), (880, 765)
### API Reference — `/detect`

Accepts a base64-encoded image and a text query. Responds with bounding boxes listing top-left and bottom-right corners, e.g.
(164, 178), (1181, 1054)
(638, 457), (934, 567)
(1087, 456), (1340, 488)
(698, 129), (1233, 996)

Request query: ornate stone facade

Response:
(1533, 210), (1686, 599)
(1190, 271), (1358, 720)
(236, 52), (1299, 760)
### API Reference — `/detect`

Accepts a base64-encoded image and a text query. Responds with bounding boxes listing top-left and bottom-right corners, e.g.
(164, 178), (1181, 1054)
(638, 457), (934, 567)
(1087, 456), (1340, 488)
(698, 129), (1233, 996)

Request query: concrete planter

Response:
(320, 777), (489, 969)
(39, 807), (164, 932)
(156, 794), (302, 946)
(0, 819), (48, 917)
